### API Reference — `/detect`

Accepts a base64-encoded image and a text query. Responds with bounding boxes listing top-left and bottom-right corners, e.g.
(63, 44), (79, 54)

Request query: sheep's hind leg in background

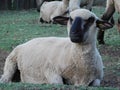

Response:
(0, 50), (17, 83)
(116, 16), (120, 33)
(97, 3), (115, 44)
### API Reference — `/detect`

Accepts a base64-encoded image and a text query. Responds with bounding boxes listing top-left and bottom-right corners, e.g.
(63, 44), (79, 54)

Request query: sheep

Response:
(80, 0), (94, 11)
(39, 0), (69, 23)
(36, 0), (94, 12)
(0, 9), (113, 86)
(39, 0), (95, 23)
(97, 0), (120, 44)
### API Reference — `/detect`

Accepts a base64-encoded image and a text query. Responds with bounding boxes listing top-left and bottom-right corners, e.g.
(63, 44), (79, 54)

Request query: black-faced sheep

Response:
(97, 0), (120, 44)
(0, 9), (113, 86)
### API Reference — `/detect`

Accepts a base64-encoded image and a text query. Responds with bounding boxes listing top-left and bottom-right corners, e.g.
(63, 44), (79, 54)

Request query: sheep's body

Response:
(97, 0), (120, 44)
(40, 0), (69, 23)
(0, 9), (112, 86)
(0, 37), (103, 85)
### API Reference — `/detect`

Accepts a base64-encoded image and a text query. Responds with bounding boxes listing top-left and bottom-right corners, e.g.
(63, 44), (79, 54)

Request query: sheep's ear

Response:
(96, 20), (113, 30)
(53, 16), (69, 25)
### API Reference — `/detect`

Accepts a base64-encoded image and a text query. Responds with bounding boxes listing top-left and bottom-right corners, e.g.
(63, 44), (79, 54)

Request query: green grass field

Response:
(0, 7), (120, 89)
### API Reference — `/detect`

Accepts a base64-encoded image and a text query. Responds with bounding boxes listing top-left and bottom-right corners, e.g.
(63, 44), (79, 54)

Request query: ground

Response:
(0, 45), (120, 88)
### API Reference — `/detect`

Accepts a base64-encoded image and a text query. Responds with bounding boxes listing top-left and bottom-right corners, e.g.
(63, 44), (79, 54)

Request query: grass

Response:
(0, 9), (67, 51)
(0, 7), (120, 89)
(0, 83), (119, 90)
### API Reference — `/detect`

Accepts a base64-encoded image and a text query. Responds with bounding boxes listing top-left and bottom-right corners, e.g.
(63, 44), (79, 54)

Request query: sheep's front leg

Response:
(47, 74), (63, 84)
(45, 72), (63, 84)
(44, 65), (63, 84)
(91, 79), (101, 86)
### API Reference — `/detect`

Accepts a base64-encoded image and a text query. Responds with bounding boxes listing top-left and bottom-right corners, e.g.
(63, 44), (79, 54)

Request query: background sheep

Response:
(80, 0), (94, 11)
(36, 0), (94, 12)
(97, 0), (120, 44)
(39, 0), (69, 23)
(69, 0), (81, 12)
(0, 9), (112, 86)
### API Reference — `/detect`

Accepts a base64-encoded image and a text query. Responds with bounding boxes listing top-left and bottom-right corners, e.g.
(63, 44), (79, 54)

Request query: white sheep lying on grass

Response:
(40, 0), (69, 23)
(39, 0), (94, 23)
(0, 9), (112, 86)
(36, 0), (94, 12)
(97, 0), (120, 44)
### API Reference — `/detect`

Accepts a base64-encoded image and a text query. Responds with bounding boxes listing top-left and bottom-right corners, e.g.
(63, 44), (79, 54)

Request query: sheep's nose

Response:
(70, 17), (84, 34)
(70, 17), (84, 43)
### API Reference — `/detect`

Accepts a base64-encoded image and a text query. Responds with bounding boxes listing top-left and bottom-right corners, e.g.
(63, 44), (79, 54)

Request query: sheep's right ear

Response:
(96, 20), (113, 29)
(53, 16), (69, 25)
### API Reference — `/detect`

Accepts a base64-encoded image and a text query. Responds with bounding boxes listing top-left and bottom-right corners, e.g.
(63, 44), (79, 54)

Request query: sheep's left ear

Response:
(96, 20), (113, 30)
(53, 16), (69, 25)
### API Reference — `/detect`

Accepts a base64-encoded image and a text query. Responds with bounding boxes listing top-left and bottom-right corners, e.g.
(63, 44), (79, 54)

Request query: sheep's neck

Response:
(71, 43), (96, 67)
(62, 43), (98, 84)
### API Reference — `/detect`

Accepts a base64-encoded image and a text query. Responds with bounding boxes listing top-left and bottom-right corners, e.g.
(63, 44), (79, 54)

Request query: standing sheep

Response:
(97, 0), (120, 44)
(0, 9), (112, 86)
(40, 0), (69, 23)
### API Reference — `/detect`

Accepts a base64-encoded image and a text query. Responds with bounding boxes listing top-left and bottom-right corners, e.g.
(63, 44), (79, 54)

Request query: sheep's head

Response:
(53, 9), (113, 44)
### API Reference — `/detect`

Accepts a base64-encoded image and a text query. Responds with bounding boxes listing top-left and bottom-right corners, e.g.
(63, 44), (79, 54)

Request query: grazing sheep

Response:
(40, 0), (69, 23)
(0, 9), (112, 86)
(97, 0), (120, 44)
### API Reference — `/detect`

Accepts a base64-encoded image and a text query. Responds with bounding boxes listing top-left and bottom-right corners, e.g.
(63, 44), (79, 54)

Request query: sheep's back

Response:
(16, 37), (72, 83)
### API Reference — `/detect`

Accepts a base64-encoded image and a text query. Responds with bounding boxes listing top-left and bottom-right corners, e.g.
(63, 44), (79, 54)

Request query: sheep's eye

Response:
(85, 16), (95, 24)
(84, 16), (95, 27)
(69, 17), (73, 23)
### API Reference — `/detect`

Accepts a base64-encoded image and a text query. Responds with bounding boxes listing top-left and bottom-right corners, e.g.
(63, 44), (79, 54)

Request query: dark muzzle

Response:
(70, 17), (84, 43)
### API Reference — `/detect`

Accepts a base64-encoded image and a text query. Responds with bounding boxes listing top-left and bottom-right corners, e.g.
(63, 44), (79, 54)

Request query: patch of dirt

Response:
(99, 45), (120, 88)
(0, 46), (120, 88)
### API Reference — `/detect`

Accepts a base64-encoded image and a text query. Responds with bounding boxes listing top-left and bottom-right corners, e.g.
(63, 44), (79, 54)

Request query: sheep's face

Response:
(53, 9), (113, 44)
(68, 16), (96, 44)
(68, 9), (97, 43)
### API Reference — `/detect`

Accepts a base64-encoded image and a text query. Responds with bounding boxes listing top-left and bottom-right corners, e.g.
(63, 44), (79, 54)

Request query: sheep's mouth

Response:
(70, 33), (84, 43)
